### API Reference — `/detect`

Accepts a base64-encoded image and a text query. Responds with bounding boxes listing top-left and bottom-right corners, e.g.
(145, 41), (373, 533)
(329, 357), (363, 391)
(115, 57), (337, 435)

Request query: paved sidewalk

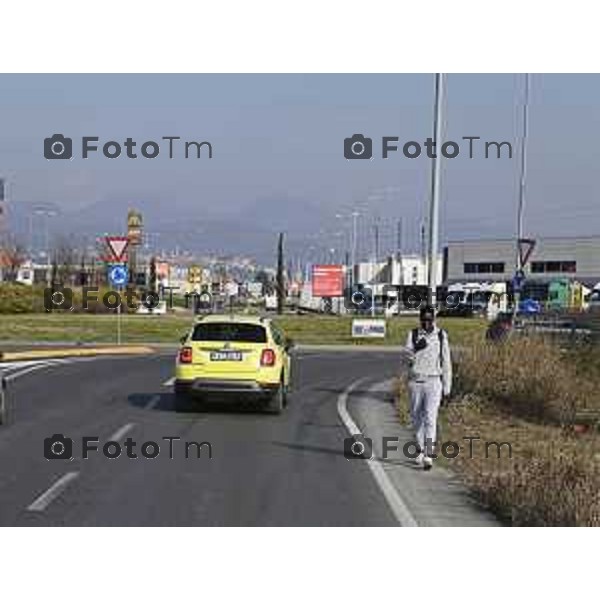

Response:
(348, 379), (500, 527)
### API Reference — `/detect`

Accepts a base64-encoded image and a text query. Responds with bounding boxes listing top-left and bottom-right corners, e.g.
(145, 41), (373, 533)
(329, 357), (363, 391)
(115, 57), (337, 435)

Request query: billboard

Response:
(312, 264), (344, 297)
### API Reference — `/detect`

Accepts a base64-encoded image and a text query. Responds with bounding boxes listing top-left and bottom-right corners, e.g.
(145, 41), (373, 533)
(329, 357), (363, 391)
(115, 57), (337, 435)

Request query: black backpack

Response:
(412, 328), (446, 368)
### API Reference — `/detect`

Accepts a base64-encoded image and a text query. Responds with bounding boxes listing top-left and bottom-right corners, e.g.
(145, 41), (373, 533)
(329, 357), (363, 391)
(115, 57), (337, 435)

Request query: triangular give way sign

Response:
(105, 236), (129, 262)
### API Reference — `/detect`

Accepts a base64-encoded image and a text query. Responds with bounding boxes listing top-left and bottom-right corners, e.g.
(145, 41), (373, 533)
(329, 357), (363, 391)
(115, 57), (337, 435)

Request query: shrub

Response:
(454, 336), (597, 426)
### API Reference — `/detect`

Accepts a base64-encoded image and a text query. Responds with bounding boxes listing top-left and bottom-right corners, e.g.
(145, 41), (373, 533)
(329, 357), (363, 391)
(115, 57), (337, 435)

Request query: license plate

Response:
(210, 351), (243, 361)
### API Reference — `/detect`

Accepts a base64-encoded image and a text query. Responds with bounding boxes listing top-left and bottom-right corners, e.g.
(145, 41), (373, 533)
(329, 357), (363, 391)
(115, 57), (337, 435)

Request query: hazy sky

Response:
(0, 74), (598, 259)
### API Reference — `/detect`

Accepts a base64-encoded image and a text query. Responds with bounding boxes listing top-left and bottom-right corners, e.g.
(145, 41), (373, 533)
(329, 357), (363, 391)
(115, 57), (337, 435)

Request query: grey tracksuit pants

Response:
(409, 377), (442, 456)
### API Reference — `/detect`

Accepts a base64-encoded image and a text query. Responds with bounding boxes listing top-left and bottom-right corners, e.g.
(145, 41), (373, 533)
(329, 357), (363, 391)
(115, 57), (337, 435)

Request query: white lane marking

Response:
(27, 471), (80, 512)
(1, 356), (112, 382)
(4, 362), (58, 381)
(162, 377), (175, 387)
(0, 360), (43, 372)
(145, 394), (161, 410)
(109, 423), (135, 443)
(337, 378), (419, 527)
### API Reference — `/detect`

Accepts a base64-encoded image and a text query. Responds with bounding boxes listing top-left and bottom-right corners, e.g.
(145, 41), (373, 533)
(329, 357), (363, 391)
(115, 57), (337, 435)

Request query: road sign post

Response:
(106, 249), (129, 347)
(117, 301), (121, 345)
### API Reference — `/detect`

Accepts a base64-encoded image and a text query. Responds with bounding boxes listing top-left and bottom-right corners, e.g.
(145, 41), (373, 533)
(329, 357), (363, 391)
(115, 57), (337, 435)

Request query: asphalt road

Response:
(0, 350), (410, 526)
(0, 350), (499, 526)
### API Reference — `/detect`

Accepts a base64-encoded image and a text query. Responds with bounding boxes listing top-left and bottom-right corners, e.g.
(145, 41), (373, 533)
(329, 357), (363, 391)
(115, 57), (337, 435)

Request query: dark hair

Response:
(420, 305), (435, 320)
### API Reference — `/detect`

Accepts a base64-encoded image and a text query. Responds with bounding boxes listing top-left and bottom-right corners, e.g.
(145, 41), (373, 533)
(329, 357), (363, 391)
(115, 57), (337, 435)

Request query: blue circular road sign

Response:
(108, 264), (128, 287)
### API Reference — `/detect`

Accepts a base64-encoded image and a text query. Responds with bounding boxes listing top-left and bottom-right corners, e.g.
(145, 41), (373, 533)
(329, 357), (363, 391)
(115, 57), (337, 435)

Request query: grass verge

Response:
(0, 313), (487, 346)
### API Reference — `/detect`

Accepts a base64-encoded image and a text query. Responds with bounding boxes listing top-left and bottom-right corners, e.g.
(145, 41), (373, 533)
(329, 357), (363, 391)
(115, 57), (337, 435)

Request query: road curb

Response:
(0, 346), (155, 362)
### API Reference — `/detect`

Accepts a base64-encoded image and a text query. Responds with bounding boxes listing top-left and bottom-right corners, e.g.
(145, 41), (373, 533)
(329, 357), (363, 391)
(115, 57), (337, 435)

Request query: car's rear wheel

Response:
(266, 377), (286, 414)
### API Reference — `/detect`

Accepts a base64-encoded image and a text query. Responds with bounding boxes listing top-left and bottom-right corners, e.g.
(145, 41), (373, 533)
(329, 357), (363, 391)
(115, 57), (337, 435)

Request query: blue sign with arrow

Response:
(108, 264), (128, 287)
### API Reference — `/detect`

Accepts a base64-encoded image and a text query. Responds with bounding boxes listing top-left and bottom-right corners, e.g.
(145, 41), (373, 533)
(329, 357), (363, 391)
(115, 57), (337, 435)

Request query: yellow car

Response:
(174, 314), (293, 413)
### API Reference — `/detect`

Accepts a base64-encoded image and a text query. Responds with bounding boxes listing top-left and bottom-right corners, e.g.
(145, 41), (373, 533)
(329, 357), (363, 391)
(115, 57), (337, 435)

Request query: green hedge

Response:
(0, 284), (143, 314)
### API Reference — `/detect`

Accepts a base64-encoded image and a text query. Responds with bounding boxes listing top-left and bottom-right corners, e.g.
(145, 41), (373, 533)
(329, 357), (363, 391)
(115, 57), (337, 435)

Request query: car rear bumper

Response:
(175, 378), (279, 396)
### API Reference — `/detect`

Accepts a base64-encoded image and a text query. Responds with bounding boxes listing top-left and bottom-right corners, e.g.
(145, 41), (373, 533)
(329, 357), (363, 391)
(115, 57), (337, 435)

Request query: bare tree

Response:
(50, 236), (78, 286)
(0, 235), (26, 283)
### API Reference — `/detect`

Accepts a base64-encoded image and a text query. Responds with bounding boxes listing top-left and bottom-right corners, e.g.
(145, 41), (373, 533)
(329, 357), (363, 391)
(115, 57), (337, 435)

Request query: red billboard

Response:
(312, 265), (344, 297)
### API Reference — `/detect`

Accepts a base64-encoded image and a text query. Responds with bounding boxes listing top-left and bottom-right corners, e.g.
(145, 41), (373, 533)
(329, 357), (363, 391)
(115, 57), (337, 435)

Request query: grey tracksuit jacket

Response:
(404, 326), (453, 396)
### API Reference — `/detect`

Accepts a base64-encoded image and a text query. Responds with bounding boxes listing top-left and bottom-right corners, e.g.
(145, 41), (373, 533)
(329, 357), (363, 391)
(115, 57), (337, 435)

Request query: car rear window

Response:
(191, 322), (267, 343)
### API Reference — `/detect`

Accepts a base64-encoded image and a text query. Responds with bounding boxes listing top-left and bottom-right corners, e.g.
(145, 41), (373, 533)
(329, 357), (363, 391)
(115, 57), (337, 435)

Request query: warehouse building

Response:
(443, 236), (600, 287)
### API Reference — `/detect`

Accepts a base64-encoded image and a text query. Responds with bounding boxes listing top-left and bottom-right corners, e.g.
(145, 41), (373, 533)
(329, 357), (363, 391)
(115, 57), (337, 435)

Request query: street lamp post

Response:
(426, 73), (446, 309)
(513, 73), (531, 317)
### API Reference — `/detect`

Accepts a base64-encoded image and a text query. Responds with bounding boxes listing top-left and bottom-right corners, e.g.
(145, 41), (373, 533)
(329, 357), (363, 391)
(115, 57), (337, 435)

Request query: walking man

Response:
(405, 305), (452, 470)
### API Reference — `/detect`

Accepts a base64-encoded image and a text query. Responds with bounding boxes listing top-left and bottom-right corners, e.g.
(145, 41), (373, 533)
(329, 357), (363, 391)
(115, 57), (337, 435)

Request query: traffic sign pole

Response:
(117, 298), (121, 346)
(107, 261), (129, 347)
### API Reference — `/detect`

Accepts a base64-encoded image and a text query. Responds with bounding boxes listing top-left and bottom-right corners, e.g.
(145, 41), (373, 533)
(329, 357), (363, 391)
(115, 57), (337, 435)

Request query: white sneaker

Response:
(423, 456), (433, 471)
(414, 453), (424, 466)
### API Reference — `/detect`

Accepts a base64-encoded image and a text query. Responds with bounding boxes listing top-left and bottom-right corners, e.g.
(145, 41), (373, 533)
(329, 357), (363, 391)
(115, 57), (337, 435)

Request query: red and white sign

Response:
(312, 265), (344, 297)
(518, 238), (536, 268)
(105, 236), (129, 263)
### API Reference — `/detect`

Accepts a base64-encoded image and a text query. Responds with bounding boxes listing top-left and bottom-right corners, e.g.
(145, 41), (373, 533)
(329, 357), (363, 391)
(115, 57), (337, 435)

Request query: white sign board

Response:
(352, 319), (386, 338)
(137, 300), (167, 315)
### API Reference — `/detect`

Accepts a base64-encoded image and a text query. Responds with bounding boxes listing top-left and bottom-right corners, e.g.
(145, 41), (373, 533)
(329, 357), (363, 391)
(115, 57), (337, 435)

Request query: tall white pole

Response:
(514, 73), (530, 317)
(427, 73), (445, 308)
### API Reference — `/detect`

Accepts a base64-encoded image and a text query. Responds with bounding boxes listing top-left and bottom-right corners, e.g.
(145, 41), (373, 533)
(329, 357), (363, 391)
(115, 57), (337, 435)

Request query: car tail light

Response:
(179, 347), (193, 364)
(260, 348), (276, 367)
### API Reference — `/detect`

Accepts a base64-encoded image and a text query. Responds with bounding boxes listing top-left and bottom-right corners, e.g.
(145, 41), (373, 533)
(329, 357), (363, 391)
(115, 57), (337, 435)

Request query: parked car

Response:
(519, 298), (542, 315)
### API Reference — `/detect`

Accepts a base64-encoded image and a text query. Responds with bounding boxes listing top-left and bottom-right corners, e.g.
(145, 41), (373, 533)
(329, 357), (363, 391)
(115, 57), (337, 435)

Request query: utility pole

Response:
(514, 73), (530, 317)
(426, 73), (445, 309)
(396, 218), (403, 286)
(373, 220), (380, 265)
(351, 211), (359, 288)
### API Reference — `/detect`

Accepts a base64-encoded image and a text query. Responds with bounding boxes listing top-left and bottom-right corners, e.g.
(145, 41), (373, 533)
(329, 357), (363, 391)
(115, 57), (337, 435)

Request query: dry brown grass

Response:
(397, 336), (600, 526)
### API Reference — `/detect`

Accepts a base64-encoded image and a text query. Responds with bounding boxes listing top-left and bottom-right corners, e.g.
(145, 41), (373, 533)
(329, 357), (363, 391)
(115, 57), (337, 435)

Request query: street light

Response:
(513, 73), (531, 317)
(426, 73), (446, 308)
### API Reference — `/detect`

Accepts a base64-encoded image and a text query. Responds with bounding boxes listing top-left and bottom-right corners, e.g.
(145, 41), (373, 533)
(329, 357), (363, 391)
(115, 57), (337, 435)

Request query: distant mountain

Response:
(6, 196), (321, 264)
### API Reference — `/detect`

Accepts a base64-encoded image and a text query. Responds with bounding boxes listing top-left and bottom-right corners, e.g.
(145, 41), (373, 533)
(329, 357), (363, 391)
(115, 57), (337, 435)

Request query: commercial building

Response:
(444, 236), (600, 287)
